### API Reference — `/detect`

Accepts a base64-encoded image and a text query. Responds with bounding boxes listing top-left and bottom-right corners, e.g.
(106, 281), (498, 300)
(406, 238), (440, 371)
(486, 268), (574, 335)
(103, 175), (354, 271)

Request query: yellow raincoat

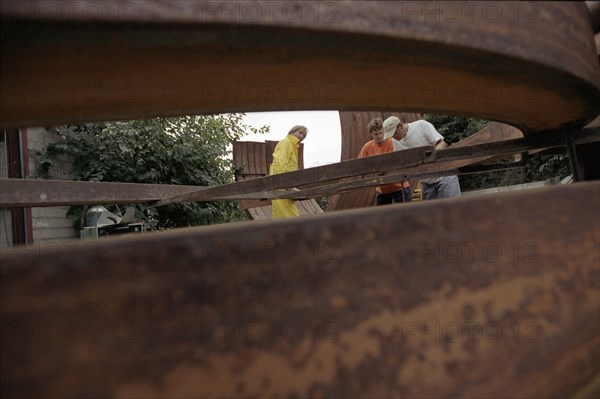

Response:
(269, 134), (300, 219)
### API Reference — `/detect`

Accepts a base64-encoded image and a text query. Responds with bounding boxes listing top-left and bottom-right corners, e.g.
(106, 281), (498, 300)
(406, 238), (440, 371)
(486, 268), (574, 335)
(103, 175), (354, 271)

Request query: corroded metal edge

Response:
(1, 182), (598, 398)
(1, 2), (599, 130)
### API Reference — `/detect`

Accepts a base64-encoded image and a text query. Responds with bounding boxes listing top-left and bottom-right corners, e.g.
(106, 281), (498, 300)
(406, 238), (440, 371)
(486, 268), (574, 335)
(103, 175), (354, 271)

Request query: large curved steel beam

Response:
(1, 1), (599, 132)
(1, 182), (598, 398)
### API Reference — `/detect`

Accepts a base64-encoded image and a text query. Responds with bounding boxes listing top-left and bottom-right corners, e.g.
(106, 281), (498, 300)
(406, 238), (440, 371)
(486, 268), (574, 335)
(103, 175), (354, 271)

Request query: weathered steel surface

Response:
(326, 121), (522, 211)
(155, 146), (435, 205)
(1, 2), (599, 131)
(450, 122), (522, 149)
(0, 179), (200, 208)
(2, 129), (596, 207)
(588, 1), (600, 32)
(1, 182), (598, 398)
(1, 2), (598, 397)
(391, 127), (598, 195)
(243, 199), (323, 221)
(1, 128), (595, 207)
(165, 128), (598, 202)
(233, 141), (268, 179)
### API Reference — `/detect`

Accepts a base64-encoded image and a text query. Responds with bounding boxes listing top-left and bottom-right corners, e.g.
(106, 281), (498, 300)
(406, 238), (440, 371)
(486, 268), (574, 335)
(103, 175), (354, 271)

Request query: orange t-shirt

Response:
(358, 138), (407, 194)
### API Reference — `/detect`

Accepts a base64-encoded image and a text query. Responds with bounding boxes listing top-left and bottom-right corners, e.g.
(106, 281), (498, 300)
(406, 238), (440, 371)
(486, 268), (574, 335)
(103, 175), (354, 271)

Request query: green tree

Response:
(37, 114), (268, 229)
(422, 114), (490, 144)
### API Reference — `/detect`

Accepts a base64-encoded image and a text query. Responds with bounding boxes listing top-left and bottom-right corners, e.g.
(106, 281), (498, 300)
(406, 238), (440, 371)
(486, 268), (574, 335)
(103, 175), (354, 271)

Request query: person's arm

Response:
(421, 121), (447, 150)
(434, 139), (448, 150)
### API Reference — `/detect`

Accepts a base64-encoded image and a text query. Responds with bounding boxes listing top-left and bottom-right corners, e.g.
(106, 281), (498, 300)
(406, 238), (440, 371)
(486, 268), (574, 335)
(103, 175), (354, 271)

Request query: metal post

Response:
(564, 128), (583, 182)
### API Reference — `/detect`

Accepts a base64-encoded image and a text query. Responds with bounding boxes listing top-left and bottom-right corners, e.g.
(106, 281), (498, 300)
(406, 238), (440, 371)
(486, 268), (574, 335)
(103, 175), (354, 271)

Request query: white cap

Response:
(383, 116), (401, 140)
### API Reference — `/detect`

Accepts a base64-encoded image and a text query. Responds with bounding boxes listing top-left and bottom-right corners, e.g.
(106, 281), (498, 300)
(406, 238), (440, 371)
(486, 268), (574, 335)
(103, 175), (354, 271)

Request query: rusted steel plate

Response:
(164, 128), (598, 202)
(398, 127), (598, 193)
(242, 199), (323, 221)
(0, 179), (200, 208)
(588, 1), (600, 32)
(155, 145), (435, 205)
(1, 182), (598, 398)
(450, 122), (522, 149)
(283, 159), (527, 200)
(239, 199), (271, 210)
(233, 141), (267, 177)
(1, 2), (599, 131)
(326, 185), (376, 212)
(413, 122), (524, 178)
(2, 129), (595, 207)
(1, 129), (595, 207)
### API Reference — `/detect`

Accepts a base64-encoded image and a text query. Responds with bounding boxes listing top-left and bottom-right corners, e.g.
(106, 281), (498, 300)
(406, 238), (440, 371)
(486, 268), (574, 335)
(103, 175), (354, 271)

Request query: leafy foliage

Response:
(37, 114), (269, 229)
(422, 114), (570, 191)
(422, 114), (491, 144)
(314, 196), (330, 210)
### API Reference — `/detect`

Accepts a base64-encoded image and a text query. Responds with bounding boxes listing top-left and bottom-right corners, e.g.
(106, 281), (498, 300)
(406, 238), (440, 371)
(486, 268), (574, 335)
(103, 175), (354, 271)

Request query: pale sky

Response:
(240, 111), (342, 168)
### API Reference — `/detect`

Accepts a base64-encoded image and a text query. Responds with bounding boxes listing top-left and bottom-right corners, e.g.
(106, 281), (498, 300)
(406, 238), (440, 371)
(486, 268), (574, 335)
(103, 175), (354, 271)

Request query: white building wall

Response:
(27, 127), (78, 243)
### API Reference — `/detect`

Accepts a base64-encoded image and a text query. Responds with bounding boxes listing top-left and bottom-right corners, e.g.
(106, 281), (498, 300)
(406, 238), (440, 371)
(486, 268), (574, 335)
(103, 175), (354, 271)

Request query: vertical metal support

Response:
(4, 129), (32, 245)
(564, 128), (583, 182)
(17, 129), (30, 244)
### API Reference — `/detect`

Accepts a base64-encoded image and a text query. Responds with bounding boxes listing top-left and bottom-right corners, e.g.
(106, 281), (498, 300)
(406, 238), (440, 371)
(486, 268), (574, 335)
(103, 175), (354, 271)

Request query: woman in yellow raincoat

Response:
(269, 125), (308, 219)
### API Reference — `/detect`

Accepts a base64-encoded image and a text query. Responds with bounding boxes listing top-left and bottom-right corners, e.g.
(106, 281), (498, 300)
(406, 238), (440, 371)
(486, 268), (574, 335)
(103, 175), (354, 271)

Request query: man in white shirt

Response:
(382, 116), (461, 200)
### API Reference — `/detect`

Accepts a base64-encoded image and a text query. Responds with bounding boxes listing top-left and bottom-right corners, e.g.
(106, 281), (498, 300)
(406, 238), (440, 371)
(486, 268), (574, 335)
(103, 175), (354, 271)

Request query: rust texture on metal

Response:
(1, 128), (597, 207)
(155, 146), (435, 205)
(588, 1), (600, 32)
(1, 2), (599, 131)
(1, 182), (599, 398)
(394, 127), (597, 193)
(1, 2), (599, 397)
(0, 179), (200, 208)
(163, 128), (598, 202)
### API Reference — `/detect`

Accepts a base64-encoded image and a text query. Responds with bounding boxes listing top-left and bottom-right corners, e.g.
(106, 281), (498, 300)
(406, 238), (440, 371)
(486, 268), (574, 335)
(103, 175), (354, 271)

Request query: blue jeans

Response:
(376, 187), (412, 205)
(422, 175), (461, 200)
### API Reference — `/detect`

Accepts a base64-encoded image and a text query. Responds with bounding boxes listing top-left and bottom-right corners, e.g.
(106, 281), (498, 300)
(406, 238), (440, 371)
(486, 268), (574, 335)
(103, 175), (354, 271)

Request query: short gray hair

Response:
(288, 125), (307, 135)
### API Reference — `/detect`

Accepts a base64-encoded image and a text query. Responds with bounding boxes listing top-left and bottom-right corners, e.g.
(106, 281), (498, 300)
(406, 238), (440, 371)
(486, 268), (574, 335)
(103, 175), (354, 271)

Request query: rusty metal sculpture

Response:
(1, 1), (599, 398)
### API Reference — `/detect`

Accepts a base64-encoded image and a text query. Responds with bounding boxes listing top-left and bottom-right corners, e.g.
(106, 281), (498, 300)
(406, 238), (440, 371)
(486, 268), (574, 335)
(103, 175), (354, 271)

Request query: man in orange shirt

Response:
(358, 118), (412, 205)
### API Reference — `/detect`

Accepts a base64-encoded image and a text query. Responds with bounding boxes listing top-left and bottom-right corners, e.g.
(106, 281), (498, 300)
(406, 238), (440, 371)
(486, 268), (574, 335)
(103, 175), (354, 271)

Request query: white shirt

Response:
(393, 120), (444, 183)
